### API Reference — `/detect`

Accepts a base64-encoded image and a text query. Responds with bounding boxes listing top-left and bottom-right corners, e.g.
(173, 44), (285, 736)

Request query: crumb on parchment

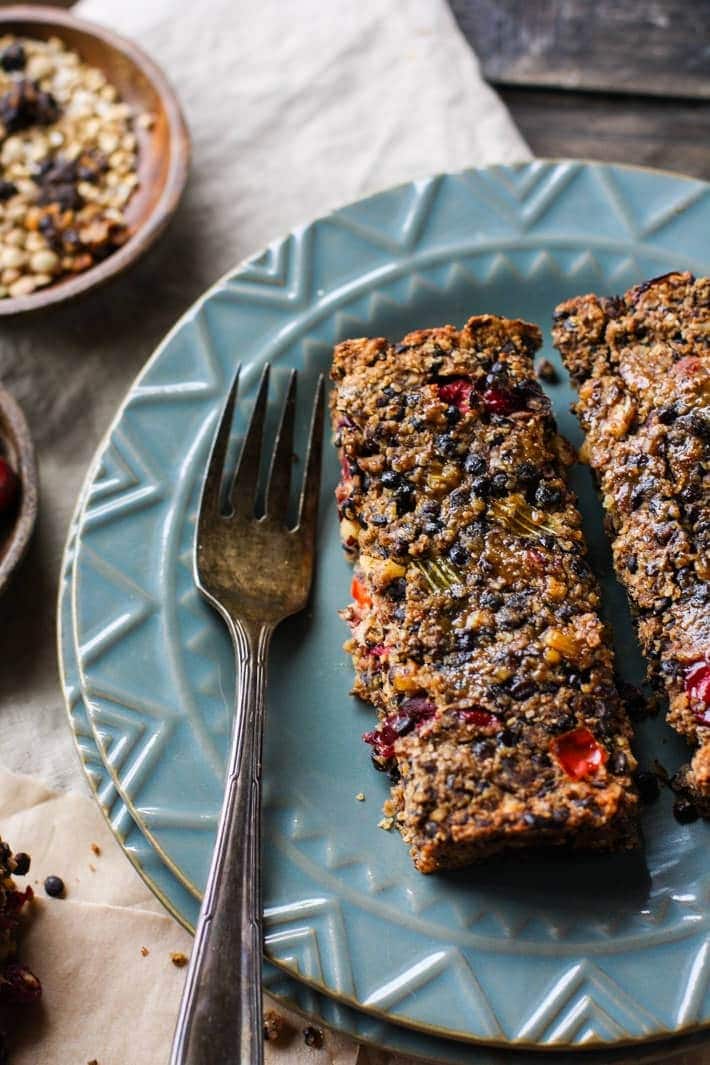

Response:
(263, 1008), (290, 1042)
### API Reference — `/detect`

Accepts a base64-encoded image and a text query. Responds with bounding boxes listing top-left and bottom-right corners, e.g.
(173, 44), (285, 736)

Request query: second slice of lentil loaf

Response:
(331, 314), (639, 872)
(553, 272), (710, 807)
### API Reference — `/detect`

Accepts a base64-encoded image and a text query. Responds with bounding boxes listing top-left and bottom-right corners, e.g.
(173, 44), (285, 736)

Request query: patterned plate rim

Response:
(66, 159), (710, 1049)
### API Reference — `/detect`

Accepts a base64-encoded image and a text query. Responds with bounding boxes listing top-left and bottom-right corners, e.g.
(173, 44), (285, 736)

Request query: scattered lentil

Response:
(535, 357), (559, 383)
(11, 852), (30, 876)
(170, 951), (188, 968)
(302, 1025), (324, 1049)
(43, 875), (64, 898)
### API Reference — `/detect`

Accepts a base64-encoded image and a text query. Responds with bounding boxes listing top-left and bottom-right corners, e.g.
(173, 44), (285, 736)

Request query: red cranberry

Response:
(363, 700), (436, 761)
(437, 377), (473, 413)
(363, 724), (397, 762)
(340, 454), (353, 482)
(0, 886), (30, 931)
(685, 660), (710, 725)
(481, 386), (518, 415)
(457, 707), (501, 729)
(552, 727), (607, 780)
(0, 459), (18, 513)
(525, 548), (547, 570)
(673, 356), (703, 379)
(399, 697), (436, 723)
(4, 885), (33, 915)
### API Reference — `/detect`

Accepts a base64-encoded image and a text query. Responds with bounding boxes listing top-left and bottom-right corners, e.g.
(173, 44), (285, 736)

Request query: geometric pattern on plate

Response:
(68, 161), (710, 1045)
(59, 506), (710, 1062)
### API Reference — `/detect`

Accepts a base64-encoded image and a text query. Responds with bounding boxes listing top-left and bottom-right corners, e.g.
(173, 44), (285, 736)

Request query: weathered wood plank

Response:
(450, 0), (710, 99)
(501, 86), (710, 180)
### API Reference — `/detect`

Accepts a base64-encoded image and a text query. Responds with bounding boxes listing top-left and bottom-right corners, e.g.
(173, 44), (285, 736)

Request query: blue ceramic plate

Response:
(58, 498), (710, 1065)
(68, 161), (710, 1049)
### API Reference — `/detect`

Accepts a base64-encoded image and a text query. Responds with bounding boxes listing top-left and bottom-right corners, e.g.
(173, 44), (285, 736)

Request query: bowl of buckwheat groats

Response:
(0, 6), (189, 314)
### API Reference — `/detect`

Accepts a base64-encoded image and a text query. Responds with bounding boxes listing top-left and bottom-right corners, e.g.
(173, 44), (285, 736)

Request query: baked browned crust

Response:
(553, 272), (710, 804)
(331, 314), (638, 871)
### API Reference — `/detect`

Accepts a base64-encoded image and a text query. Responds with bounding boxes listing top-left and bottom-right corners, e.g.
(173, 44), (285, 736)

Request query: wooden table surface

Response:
(450, 0), (710, 180)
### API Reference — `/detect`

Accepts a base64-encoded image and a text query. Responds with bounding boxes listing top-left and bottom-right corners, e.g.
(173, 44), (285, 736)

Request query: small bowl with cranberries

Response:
(0, 385), (36, 592)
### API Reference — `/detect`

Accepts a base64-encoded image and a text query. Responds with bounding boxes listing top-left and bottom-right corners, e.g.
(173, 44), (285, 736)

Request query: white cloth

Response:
(0, 0), (529, 791)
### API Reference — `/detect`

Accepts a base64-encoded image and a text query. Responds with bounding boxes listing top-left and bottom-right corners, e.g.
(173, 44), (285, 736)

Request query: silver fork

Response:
(170, 365), (324, 1065)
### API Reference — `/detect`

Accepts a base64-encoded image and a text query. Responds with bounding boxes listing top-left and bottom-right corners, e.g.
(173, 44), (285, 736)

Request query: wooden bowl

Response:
(0, 385), (37, 593)
(0, 5), (190, 315)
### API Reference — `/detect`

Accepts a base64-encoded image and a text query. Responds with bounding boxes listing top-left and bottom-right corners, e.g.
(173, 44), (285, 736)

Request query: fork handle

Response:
(170, 618), (271, 1065)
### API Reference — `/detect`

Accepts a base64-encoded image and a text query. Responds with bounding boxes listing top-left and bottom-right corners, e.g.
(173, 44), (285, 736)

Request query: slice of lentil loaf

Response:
(553, 272), (710, 807)
(331, 314), (639, 872)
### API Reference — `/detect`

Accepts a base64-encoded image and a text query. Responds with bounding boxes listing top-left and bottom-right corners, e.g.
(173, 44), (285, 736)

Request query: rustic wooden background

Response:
(449, 0), (710, 179)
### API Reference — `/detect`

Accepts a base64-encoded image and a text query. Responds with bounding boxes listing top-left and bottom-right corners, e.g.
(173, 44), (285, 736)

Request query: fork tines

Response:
(200, 364), (324, 533)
